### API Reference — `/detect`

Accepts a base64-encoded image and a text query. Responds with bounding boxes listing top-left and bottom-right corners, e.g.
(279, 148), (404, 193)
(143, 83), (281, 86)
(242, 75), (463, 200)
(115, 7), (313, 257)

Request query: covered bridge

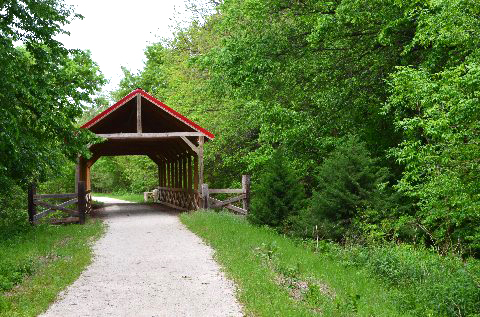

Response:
(77, 88), (214, 210)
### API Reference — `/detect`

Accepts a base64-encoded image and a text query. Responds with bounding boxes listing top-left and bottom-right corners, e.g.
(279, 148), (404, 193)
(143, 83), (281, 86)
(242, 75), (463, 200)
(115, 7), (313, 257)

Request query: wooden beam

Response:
(166, 160), (171, 187)
(182, 156), (188, 191)
(198, 136), (204, 193)
(96, 132), (205, 139)
(187, 155), (192, 191)
(208, 189), (244, 194)
(137, 94), (142, 133)
(242, 175), (251, 212)
(179, 156), (183, 189)
(34, 193), (77, 199)
(87, 153), (102, 168)
(180, 136), (199, 153)
(208, 197), (247, 215)
(194, 155), (199, 191)
(210, 194), (246, 208)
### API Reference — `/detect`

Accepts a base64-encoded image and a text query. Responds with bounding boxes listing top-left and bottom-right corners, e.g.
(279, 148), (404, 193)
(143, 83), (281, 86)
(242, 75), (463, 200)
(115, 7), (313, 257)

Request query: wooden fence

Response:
(28, 181), (92, 225)
(201, 175), (250, 215)
(146, 175), (250, 214)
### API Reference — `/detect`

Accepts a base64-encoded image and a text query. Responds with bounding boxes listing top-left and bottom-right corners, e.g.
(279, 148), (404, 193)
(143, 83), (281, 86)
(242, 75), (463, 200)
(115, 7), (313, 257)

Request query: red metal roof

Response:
(81, 88), (215, 139)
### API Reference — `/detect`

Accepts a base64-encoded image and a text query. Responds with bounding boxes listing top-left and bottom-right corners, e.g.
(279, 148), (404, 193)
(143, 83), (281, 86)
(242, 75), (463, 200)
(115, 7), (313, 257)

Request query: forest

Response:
(0, 0), (479, 316)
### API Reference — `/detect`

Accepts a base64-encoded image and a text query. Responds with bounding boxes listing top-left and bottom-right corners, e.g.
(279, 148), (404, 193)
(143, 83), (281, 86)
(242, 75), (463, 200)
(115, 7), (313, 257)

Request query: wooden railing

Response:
(28, 181), (92, 225)
(153, 187), (199, 211)
(202, 175), (250, 215)
(146, 175), (250, 214)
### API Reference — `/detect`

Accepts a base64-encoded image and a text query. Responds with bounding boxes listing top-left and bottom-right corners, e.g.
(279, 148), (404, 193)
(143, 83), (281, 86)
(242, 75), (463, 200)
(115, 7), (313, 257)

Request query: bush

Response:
(338, 244), (480, 317)
(0, 185), (29, 241)
(248, 149), (305, 230)
(300, 137), (392, 241)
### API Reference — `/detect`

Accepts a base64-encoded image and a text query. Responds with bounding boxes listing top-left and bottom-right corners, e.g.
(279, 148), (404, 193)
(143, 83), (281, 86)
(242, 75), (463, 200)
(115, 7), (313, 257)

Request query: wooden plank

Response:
(182, 156), (188, 191)
(210, 194), (246, 208)
(179, 157), (184, 189)
(33, 199), (79, 221)
(242, 175), (251, 212)
(202, 183), (209, 209)
(35, 201), (77, 214)
(209, 197), (247, 215)
(137, 94), (142, 133)
(208, 189), (244, 194)
(78, 181), (86, 224)
(96, 132), (205, 139)
(194, 155), (199, 191)
(187, 155), (192, 191)
(34, 193), (77, 199)
(180, 136), (199, 154)
(157, 187), (190, 192)
(224, 204), (248, 215)
(198, 136), (204, 192)
(166, 160), (171, 188)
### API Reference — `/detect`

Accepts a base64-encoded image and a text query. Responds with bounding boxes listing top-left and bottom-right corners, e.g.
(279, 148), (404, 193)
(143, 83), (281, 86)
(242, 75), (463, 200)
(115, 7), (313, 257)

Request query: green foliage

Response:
(110, 0), (480, 254)
(90, 156), (158, 193)
(0, 0), (105, 236)
(299, 138), (392, 241)
(0, 219), (104, 316)
(182, 211), (405, 316)
(338, 244), (480, 317)
(385, 57), (480, 255)
(0, 185), (29, 241)
(248, 150), (305, 229)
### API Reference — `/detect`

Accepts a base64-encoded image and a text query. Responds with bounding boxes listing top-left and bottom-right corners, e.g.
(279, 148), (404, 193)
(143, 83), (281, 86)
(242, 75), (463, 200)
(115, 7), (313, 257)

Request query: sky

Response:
(57, 0), (189, 94)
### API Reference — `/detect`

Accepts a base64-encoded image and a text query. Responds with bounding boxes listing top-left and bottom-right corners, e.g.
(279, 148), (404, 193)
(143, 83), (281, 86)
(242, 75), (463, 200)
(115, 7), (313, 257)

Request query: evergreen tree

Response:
(248, 149), (305, 230)
(304, 137), (391, 240)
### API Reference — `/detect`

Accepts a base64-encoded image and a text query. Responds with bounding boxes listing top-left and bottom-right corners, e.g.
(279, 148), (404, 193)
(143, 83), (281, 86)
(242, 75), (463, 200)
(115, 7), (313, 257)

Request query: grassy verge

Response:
(92, 192), (145, 203)
(0, 219), (105, 317)
(181, 211), (406, 317)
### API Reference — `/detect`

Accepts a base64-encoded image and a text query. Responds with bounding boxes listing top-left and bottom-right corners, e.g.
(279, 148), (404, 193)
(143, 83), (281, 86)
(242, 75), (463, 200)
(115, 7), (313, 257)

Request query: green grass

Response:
(0, 219), (105, 317)
(181, 211), (406, 317)
(92, 192), (145, 203)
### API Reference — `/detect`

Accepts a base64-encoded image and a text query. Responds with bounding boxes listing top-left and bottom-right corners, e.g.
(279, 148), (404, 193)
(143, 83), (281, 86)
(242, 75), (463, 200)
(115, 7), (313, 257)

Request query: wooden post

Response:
(162, 161), (167, 187)
(201, 183), (209, 209)
(170, 161), (174, 188)
(187, 155), (192, 191)
(198, 136), (204, 193)
(166, 160), (170, 187)
(179, 156), (184, 189)
(86, 165), (91, 192)
(28, 184), (36, 224)
(78, 181), (86, 225)
(194, 155), (199, 191)
(182, 155), (188, 191)
(157, 163), (162, 187)
(136, 94), (142, 133)
(242, 175), (251, 213)
(173, 159), (178, 188)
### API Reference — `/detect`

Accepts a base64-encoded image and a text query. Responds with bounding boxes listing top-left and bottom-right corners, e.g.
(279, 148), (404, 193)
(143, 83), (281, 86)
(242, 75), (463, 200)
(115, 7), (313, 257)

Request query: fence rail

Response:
(145, 175), (250, 214)
(201, 175), (250, 215)
(28, 181), (91, 225)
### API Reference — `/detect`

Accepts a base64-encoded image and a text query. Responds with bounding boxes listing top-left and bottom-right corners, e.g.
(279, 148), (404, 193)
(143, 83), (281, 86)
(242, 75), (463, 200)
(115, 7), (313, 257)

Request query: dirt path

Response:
(40, 197), (243, 317)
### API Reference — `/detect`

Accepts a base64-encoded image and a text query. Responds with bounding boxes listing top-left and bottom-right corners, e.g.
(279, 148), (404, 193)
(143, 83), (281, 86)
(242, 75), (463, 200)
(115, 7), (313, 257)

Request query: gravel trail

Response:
(40, 197), (243, 317)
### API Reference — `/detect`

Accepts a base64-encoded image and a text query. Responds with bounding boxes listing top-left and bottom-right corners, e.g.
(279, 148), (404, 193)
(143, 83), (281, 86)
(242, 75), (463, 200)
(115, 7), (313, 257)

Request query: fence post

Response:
(77, 181), (86, 225)
(201, 183), (209, 209)
(28, 184), (36, 224)
(242, 175), (251, 213)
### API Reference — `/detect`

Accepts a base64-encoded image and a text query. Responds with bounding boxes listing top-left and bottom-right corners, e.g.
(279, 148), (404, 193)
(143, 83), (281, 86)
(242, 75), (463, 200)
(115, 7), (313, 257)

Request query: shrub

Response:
(248, 149), (305, 230)
(338, 244), (480, 317)
(301, 137), (391, 241)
